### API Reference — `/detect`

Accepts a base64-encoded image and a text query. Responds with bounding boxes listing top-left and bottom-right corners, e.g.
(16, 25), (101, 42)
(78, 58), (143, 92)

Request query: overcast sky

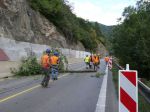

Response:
(68, 0), (138, 25)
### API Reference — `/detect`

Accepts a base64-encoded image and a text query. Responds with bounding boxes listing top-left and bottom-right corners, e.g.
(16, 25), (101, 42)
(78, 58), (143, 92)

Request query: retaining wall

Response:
(0, 37), (90, 61)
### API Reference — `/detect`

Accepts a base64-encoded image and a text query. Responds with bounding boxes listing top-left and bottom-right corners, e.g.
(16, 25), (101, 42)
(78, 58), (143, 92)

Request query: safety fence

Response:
(113, 59), (150, 104)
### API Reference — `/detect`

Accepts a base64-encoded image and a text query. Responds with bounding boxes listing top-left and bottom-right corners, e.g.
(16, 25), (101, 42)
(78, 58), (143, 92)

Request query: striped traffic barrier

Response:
(119, 64), (138, 112)
(108, 56), (112, 69)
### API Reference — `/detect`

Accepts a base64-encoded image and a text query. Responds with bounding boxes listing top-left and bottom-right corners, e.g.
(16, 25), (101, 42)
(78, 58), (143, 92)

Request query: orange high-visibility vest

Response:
(41, 54), (49, 68)
(50, 56), (59, 65)
(105, 57), (109, 62)
(94, 56), (99, 63)
(91, 56), (95, 62)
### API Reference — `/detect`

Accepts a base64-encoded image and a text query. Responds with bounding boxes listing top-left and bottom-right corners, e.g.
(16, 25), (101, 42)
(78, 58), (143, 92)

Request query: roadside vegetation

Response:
(112, 0), (150, 80)
(95, 72), (104, 78)
(90, 72), (104, 78)
(112, 63), (150, 112)
(138, 92), (150, 112)
(111, 0), (150, 110)
(10, 56), (41, 76)
(10, 49), (68, 76)
(28, 0), (106, 51)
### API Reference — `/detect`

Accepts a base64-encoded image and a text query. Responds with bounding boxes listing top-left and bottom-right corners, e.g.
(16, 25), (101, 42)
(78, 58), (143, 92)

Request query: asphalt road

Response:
(0, 60), (118, 112)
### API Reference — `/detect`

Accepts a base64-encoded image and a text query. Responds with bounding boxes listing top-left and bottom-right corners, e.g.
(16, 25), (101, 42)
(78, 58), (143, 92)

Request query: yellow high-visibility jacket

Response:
(84, 57), (90, 63)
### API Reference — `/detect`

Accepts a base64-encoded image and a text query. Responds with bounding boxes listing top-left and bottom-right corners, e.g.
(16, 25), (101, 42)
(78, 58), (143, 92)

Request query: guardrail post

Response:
(126, 64), (129, 70)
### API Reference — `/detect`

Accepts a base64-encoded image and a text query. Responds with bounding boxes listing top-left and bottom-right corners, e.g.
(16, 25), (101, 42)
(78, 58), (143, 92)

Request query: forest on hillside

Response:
(112, 0), (150, 79)
(99, 23), (114, 39)
(28, 0), (106, 52)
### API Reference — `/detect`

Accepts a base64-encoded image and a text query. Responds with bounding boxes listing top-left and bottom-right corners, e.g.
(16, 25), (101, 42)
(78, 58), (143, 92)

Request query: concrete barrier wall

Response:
(0, 37), (90, 61)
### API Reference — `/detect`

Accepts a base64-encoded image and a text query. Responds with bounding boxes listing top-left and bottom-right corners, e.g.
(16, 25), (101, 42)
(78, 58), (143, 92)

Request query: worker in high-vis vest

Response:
(84, 55), (90, 69)
(90, 54), (95, 69)
(50, 51), (59, 80)
(104, 55), (109, 65)
(41, 48), (51, 87)
(93, 54), (99, 71)
(89, 55), (93, 69)
(97, 54), (100, 68)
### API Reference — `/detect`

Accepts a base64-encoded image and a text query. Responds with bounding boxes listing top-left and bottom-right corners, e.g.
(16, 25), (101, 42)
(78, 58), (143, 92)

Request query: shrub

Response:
(58, 55), (68, 72)
(11, 56), (42, 76)
(11, 53), (68, 76)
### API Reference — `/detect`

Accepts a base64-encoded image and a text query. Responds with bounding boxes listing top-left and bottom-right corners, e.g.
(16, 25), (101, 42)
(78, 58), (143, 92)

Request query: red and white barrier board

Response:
(108, 57), (112, 69)
(119, 70), (138, 112)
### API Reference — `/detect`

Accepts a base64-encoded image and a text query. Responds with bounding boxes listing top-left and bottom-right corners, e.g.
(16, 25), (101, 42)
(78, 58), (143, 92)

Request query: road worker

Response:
(84, 55), (90, 69)
(93, 54), (99, 71)
(90, 54), (95, 69)
(104, 55), (109, 65)
(97, 54), (100, 68)
(41, 48), (51, 87)
(89, 55), (92, 69)
(50, 51), (60, 80)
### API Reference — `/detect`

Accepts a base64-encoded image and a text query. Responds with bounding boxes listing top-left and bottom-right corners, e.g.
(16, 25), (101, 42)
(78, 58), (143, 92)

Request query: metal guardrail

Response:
(113, 60), (150, 104)
(138, 80), (150, 103)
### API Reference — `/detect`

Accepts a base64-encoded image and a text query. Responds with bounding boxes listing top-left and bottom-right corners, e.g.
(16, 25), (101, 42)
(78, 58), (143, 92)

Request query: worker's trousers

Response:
(51, 65), (58, 79)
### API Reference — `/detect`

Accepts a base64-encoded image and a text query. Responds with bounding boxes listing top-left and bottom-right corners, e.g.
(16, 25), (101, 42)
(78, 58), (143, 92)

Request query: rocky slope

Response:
(0, 0), (107, 55)
(0, 0), (85, 50)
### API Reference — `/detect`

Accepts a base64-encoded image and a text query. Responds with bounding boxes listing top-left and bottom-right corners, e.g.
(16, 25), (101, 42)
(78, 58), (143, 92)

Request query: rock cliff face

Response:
(0, 0), (85, 50)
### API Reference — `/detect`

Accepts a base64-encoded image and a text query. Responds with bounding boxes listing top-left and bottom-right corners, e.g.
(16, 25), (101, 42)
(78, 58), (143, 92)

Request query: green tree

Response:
(112, 0), (150, 79)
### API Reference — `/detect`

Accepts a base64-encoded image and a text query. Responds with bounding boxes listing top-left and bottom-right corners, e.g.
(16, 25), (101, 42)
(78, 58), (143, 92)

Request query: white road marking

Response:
(95, 65), (108, 112)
